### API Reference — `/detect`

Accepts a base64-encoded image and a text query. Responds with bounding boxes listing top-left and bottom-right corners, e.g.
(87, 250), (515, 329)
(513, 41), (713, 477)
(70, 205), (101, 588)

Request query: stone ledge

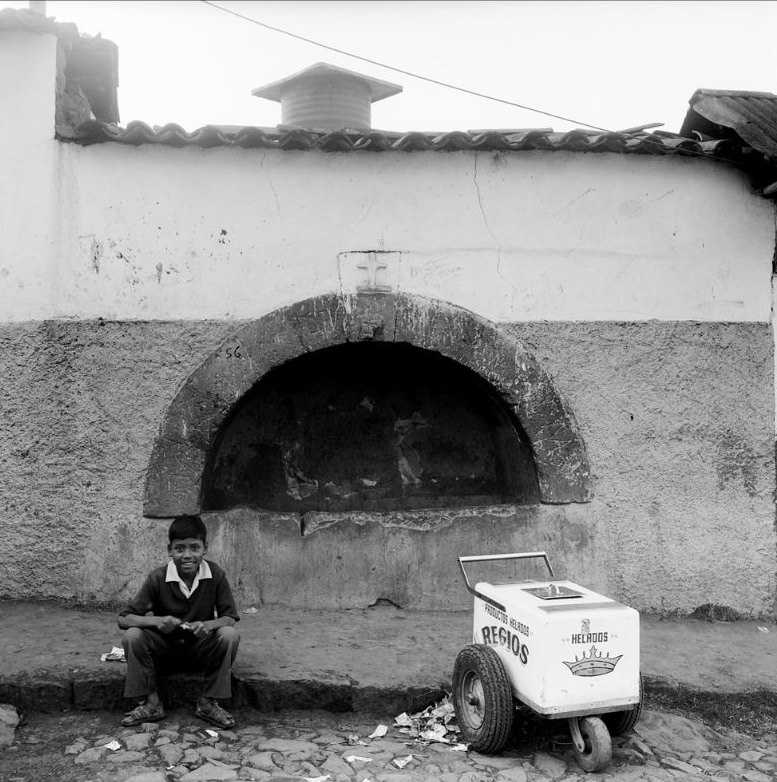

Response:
(5, 665), (777, 732)
(0, 667), (446, 717)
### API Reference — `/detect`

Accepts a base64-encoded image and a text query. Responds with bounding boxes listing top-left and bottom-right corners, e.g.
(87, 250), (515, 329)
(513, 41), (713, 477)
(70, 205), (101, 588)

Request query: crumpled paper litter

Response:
(393, 694), (461, 746)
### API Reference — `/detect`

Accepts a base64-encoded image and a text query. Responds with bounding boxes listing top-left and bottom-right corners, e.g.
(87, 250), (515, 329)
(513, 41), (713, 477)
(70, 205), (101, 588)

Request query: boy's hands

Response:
(151, 617), (226, 638)
(180, 620), (210, 638)
(155, 615), (183, 635)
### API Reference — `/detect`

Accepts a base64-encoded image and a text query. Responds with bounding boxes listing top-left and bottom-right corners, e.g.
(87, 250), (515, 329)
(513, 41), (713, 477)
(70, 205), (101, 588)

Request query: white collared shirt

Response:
(165, 559), (212, 599)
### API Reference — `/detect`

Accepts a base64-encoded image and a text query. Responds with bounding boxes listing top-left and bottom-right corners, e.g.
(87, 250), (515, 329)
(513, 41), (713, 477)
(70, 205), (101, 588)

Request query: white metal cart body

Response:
(454, 552), (642, 772)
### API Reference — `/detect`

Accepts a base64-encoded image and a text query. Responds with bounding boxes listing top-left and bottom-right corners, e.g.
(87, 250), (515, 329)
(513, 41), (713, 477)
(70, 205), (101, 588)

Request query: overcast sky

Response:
(3, 0), (777, 134)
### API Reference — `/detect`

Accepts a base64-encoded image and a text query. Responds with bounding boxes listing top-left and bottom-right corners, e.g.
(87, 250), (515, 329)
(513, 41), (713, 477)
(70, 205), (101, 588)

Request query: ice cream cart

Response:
(453, 552), (642, 772)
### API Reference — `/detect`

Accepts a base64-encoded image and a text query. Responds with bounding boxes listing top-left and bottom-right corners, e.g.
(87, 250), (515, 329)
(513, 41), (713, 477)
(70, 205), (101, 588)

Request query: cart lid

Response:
(475, 579), (633, 614)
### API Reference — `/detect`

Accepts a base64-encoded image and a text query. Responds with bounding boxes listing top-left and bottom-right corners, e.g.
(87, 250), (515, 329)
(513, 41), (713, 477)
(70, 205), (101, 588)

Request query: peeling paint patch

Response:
(91, 237), (103, 273)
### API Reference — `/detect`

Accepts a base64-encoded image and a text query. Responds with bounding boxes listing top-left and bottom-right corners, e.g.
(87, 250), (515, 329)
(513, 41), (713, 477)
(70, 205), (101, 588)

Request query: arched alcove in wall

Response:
(201, 341), (540, 513)
(144, 292), (591, 518)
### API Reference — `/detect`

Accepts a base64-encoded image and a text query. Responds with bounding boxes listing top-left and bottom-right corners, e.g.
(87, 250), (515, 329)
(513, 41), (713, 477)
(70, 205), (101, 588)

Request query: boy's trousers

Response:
(122, 625), (240, 700)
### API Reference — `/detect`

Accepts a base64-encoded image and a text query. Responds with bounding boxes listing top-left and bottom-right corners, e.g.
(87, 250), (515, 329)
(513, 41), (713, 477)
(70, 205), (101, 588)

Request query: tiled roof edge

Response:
(58, 119), (749, 162)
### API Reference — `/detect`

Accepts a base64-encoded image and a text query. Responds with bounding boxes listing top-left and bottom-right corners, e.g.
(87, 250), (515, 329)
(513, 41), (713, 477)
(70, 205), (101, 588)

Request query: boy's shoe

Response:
(195, 697), (235, 729)
(121, 701), (166, 727)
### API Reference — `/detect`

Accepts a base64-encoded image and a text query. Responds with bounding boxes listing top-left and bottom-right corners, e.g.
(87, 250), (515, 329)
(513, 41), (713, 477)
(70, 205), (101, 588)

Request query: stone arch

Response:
(143, 292), (591, 517)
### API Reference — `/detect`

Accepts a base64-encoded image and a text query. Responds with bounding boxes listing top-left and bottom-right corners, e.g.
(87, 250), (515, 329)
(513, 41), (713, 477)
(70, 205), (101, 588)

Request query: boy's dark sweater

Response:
(119, 560), (240, 629)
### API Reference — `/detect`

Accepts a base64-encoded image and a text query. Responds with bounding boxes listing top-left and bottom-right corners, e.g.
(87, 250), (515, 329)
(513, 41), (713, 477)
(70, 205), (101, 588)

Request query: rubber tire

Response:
(573, 716), (612, 773)
(603, 674), (644, 736)
(452, 644), (514, 754)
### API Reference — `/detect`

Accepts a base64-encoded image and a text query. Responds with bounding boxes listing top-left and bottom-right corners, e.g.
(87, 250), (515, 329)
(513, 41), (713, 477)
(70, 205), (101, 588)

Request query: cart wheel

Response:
(570, 715), (612, 773)
(452, 644), (514, 754)
(603, 674), (644, 736)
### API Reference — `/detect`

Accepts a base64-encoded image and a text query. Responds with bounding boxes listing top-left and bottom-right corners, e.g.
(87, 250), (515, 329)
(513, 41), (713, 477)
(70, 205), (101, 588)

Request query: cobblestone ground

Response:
(1, 706), (776, 782)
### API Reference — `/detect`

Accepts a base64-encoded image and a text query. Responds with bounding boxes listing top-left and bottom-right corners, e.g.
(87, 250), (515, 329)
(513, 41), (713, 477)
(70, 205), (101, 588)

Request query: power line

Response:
(199, 0), (612, 133)
(199, 0), (750, 169)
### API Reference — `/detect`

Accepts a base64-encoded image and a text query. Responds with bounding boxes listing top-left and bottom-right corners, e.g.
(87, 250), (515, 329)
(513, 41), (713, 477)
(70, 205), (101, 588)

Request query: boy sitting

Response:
(118, 514), (240, 729)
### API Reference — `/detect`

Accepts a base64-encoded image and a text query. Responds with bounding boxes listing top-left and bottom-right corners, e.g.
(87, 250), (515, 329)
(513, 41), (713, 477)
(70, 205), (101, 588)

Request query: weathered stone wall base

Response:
(0, 320), (773, 615)
(180, 504), (603, 611)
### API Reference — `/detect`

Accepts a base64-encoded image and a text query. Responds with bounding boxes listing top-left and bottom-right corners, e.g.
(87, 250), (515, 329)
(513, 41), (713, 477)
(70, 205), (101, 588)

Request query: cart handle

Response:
(458, 552), (556, 613)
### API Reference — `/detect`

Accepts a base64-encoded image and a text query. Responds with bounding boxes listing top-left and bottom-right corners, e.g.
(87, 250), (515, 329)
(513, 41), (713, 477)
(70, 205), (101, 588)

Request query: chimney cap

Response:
(252, 62), (402, 103)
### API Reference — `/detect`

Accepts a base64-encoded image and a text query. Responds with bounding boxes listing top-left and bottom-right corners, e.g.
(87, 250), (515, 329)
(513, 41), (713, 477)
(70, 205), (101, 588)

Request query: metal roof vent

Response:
(252, 62), (402, 131)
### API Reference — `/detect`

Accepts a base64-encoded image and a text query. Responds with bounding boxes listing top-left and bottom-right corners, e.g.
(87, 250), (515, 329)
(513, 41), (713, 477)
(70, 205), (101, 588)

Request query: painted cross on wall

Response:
(338, 251), (402, 294)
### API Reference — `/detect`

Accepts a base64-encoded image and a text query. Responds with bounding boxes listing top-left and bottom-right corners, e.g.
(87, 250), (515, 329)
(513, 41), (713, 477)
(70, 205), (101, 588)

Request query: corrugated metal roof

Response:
(680, 88), (777, 164)
(58, 119), (750, 162)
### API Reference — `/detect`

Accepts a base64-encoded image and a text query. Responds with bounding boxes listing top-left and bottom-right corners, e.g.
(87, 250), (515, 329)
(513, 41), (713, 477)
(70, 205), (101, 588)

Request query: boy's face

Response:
(168, 536), (207, 578)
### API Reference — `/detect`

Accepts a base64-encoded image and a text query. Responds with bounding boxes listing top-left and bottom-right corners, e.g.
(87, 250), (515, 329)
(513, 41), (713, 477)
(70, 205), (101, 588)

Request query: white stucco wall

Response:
(0, 28), (59, 319)
(0, 140), (773, 324)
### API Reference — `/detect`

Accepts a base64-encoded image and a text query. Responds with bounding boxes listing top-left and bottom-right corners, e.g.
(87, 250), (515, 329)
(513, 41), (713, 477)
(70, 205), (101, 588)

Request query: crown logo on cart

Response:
(563, 645), (622, 677)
